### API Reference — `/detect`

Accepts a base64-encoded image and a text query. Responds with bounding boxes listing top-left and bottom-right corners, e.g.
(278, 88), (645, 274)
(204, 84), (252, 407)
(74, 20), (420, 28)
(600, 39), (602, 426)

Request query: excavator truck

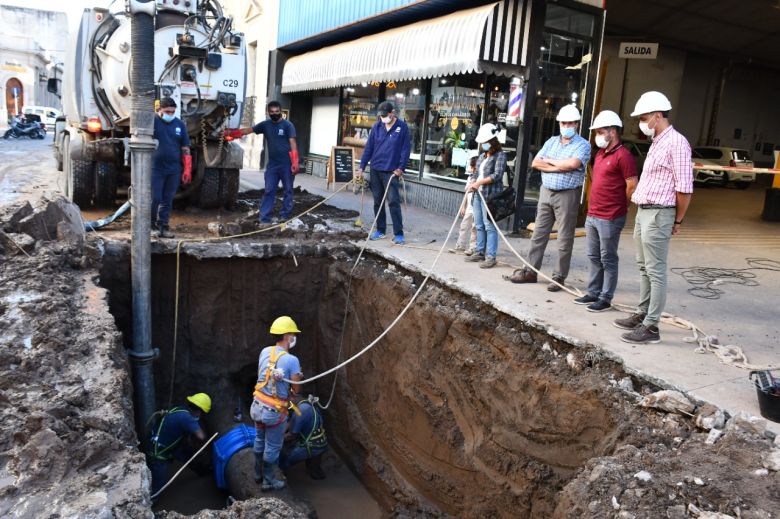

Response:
(52, 0), (246, 209)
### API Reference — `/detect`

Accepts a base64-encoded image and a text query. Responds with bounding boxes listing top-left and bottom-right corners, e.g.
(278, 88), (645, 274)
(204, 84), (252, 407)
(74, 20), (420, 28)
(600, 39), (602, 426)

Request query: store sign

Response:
(618, 42), (658, 60)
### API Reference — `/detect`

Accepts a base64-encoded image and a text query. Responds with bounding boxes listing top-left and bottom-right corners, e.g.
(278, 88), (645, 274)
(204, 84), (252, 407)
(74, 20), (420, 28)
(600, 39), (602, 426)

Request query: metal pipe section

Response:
(127, 0), (158, 446)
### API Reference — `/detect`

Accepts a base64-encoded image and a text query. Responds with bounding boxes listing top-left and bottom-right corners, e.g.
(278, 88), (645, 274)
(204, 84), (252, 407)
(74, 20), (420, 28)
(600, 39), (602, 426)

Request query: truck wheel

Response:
(220, 168), (240, 208)
(94, 162), (118, 208)
(64, 135), (95, 208)
(55, 144), (64, 171)
(196, 168), (222, 208)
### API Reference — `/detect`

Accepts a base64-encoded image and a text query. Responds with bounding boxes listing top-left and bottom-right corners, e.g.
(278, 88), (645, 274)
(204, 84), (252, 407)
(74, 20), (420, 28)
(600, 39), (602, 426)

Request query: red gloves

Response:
(182, 154), (193, 184)
(289, 149), (300, 175)
(224, 128), (244, 141)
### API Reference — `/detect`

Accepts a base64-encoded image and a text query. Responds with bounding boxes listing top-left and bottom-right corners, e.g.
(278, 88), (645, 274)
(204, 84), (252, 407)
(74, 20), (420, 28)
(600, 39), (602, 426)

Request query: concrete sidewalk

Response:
(241, 170), (780, 433)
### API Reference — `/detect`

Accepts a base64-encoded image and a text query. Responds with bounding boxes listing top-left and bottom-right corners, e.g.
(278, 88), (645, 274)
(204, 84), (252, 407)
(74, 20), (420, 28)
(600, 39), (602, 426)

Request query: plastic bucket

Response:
(755, 386), (780, 423)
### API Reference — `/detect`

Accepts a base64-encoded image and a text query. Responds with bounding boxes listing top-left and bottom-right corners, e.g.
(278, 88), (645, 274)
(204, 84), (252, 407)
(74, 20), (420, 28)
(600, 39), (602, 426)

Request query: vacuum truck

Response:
(51, 0), (246, 209)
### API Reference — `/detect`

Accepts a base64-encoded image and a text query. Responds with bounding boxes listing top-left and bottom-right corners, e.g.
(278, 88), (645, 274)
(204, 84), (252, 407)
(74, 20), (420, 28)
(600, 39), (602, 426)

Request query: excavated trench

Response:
(97, 238), (659, 518)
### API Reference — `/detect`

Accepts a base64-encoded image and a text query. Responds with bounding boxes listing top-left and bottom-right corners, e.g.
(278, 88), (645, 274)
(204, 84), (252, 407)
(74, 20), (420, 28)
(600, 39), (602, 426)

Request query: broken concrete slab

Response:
(2, 201), (33, 232)
(639, 390), (696, 415)
(0, 231), (35, 255)
(17, 198), (84, 245)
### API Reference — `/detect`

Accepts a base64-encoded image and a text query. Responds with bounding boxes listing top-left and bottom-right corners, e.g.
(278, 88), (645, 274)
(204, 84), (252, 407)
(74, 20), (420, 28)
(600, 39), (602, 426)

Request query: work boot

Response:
(254, 455), (263, 484)
(261, 462), (286, 491)
(547, 275), (565, 292)
(464, 252), (485, 262)
(504, 268), (537, 284)
(613, 312), (646, 330)
(158, 225), (174, 238)
(479, 256), (496, 269)
(306, 455), (326, 480)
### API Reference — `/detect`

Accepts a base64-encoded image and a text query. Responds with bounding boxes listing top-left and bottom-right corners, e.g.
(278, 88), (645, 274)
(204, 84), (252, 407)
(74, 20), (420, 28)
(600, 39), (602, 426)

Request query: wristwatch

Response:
(674, 220), (683, 225)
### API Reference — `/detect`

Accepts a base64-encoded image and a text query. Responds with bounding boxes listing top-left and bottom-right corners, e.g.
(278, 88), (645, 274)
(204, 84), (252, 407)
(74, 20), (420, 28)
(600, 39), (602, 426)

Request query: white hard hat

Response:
(590, 110), (623, 130)
(556, 104), (581, 122)
(630, 91), (672, 117)
(475, 123), (500, 143)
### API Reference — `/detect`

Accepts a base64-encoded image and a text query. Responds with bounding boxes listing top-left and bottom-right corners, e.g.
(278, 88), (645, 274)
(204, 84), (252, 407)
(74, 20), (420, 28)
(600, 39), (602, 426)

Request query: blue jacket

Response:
(359, 119), (411, 172)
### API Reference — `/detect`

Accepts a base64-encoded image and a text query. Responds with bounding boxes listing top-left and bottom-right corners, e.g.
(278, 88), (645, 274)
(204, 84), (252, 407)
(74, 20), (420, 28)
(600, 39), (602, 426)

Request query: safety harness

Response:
(252, 346), (301, 425)
(148, 407), (189, 461)
(296, 401), (327, 455)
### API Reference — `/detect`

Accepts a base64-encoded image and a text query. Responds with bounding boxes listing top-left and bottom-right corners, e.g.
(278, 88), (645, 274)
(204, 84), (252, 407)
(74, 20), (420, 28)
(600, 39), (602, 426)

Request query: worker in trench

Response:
(279, 394), (329, 480)
(146, 393), (212, 496)
(251, 316), (303, 491)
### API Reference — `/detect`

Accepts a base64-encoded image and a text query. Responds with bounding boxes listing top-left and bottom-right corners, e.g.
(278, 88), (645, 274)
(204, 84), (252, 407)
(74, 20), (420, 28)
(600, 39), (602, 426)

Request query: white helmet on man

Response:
(556, 104), (581, 122)
(589, 110), (623, 130)
(630, 91), (672, 117)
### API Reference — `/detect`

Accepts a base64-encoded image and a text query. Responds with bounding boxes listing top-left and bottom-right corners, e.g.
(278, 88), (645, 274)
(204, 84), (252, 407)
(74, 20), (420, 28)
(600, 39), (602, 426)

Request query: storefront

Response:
(270, 0), (604, 229)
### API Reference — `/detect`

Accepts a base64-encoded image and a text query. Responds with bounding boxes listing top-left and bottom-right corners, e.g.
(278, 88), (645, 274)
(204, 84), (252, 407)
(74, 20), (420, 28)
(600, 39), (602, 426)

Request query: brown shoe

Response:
(620, 324), (661, 344)
(479, 256), (496, 269)
(503, 268), (537, 284)
(613, 312), (646, 330)
(547, 276), (565, 292)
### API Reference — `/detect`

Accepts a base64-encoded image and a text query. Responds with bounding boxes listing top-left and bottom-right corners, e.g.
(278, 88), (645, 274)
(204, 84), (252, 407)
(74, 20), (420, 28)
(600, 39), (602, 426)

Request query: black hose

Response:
(130, 10), (156, 134)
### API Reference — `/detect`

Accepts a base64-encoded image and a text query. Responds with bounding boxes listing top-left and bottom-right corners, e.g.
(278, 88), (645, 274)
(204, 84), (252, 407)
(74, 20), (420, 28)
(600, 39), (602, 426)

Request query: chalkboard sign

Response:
(327, 146), (354, 187)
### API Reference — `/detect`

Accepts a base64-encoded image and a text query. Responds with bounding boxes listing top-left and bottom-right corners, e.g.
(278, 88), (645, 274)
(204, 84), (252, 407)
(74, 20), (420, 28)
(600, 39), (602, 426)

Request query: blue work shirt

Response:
(359, 119), (411, 172)
(257, 346), (302, 400)
(151, 406), (202, 452)
(535, 133), (591, 190)
(289, 401), (323, 438)
(253, 119), (296, 165)
(153, 116), (191, 175)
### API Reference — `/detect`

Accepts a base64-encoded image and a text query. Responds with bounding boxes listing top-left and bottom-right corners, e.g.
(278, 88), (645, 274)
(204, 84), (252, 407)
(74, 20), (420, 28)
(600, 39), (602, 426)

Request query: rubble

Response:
(639, 390), (695, 415)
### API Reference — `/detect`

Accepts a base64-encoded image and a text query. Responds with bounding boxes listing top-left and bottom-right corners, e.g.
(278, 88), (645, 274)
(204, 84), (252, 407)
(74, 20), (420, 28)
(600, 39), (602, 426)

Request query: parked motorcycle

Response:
(4, 116), (46, 139)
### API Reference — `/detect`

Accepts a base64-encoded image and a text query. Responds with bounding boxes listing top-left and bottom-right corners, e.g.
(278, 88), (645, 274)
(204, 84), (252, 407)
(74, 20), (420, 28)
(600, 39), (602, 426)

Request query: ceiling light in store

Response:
(395, 92), (404, 98)
(440, 79), (448, 85)
(540, 46), (546, 51)
(361, 82), (368, 87)
(494, 86), (499, 91)
(544, 98), (550, 104)
(412, 88), (420, 95)
(480, 83), (484, 88)
(537, 90), (541, 95)
(571, 92), (578, 101)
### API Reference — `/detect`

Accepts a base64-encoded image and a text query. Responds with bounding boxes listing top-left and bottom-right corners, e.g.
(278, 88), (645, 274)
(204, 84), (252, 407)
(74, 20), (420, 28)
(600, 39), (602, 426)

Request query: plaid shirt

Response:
(469, 151), (507, 198)
(536, 134), (591, 190)
(631, 126), (693, 206)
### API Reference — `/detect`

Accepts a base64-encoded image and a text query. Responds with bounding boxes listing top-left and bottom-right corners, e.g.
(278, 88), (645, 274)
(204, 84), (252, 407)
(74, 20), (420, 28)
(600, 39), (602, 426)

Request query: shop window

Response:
(423, 74), (485, 183)
(385, 80), (426, 174)
(340, 83), (380, 163)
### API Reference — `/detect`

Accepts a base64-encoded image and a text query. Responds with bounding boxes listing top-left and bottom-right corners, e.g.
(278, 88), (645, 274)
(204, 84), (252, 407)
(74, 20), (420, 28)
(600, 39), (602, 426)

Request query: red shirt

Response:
(588, 143), (638, 220)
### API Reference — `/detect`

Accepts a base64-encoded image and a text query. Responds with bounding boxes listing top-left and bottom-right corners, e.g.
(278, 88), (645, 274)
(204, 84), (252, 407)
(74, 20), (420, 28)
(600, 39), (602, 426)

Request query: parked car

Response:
(692, 146), (755, 189)
(622, 138), (650, 177)
(22, 105), (61, 130)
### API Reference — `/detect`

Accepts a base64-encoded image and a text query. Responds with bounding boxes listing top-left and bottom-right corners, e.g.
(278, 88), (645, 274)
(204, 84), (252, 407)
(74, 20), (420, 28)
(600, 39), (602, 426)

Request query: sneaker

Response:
(479, 256), (497, 269)
(547, 276), (565, 292)
(158, 225), (174, 238)
(504, 268), (537, 284)
(573, 294), (599, 305)
(464, 248), (477, 257)
(464, 253), (485, 262)
(586, 299), (612, 312)
(620, 324), (661, 344)
(613, 312), (646, 330)
(392, 235), (405, 245)
(369, 231), (386, 241)
(448, 246), (466, 254)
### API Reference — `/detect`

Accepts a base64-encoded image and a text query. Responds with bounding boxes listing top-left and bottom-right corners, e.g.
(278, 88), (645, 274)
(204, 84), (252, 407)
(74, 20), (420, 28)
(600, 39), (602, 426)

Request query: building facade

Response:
(267, 0), (605, 228)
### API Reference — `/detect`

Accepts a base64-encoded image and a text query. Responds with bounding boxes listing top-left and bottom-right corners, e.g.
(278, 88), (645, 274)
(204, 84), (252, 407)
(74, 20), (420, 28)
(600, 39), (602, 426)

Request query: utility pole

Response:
(127, 0), (157, 445)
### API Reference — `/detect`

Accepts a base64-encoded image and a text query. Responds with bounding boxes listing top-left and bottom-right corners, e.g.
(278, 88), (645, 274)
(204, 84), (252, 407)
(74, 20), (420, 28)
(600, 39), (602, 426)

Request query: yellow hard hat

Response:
(187, 393), (212, 413)
(269, 315), (301, 335)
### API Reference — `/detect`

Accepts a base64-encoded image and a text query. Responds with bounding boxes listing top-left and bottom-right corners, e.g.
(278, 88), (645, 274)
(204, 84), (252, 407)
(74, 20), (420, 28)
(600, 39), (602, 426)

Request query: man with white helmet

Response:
(614, 91), (693, 344)
(506, 104), (591, 290)
(574, 110), (638, 312)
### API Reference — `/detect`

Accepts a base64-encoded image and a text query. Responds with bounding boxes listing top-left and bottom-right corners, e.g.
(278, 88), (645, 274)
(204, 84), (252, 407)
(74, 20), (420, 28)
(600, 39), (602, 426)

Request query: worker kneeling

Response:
(146, 393), (211, 496)
(280, 394), (328, 480)
(251, 316), (303, 491)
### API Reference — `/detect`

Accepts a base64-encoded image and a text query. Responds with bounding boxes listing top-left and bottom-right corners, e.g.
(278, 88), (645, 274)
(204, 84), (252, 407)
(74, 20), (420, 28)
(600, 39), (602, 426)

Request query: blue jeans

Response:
(279, 445), (328, 470)
(152, 171), (181, 226)
(369, 170), (403, 236)
(585, 215), (626, 302)
(253, 407), (287, 464)
(261, 161), (294, 222)
(472, 192), (497, 258)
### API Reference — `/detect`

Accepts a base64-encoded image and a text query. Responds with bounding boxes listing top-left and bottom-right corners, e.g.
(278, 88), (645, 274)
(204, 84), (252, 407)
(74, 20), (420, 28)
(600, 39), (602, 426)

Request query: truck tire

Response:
(94, 162), (118, 208)
(55, 147), (64, 171)
(196, 168), (222, 208)
(64, 134), (95, 208)
(220, 168), (240, 208)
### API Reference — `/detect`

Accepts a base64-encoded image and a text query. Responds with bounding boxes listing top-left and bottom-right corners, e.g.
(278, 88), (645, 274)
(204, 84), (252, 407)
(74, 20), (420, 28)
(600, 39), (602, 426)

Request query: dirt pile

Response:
(157, 497), (306, 518)
(0, 199), (151, 517)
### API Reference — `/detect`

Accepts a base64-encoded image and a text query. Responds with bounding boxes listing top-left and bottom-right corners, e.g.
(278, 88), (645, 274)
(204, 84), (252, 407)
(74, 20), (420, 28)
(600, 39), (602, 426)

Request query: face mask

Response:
(595, 134), (611, 149)
(269, 113), (282, 122)
(639, 115), (656, 137)
(161, 113), (175, 123)
(381, 115), (392, 124)
(288, 335), (297, 349)
(481, 143), (491, 151)
(560, 126), (576, 139)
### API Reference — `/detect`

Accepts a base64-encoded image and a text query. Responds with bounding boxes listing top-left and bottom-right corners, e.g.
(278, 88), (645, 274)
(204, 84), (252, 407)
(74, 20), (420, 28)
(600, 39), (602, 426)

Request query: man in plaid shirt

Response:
(614, 91), (693, 344)
(506, 104), (591, 290)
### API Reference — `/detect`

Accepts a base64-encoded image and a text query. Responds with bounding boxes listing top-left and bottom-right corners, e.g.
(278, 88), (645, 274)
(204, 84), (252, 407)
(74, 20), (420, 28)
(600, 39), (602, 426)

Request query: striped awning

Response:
(281, 1), (532, 94)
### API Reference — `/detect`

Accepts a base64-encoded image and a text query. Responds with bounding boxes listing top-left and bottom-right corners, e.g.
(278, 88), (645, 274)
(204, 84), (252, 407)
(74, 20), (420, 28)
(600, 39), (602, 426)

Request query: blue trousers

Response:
(472, 193), (498, 258)
(152, 171), (181, 226)
(369, 170), (403, 236)
(147, 444), (193, 495)
(279, 445), (328, 470)
(261, 161), (294, 222)
(585, 215), (626, 302)
(253, 407), (287, 464)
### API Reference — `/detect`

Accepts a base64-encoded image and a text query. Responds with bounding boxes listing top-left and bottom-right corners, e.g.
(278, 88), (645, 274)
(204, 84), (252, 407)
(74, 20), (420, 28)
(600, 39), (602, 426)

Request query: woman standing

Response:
(465, 123), (506, 269)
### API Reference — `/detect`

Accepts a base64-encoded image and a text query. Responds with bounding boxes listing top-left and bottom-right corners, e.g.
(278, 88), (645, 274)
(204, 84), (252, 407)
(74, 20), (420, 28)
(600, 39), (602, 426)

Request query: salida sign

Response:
(618, 42), (659, 60)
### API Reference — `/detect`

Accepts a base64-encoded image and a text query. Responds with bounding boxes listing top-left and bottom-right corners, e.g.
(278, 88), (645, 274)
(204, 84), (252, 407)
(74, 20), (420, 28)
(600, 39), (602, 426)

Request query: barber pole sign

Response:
(507, 79), (523, 127)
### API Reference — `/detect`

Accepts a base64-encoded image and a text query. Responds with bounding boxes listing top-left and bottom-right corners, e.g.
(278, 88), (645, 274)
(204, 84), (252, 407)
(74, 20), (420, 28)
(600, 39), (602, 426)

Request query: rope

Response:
(167, 181), (354, 407)
(671, 258), (780, 300)
(149, 431), (218, 500)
